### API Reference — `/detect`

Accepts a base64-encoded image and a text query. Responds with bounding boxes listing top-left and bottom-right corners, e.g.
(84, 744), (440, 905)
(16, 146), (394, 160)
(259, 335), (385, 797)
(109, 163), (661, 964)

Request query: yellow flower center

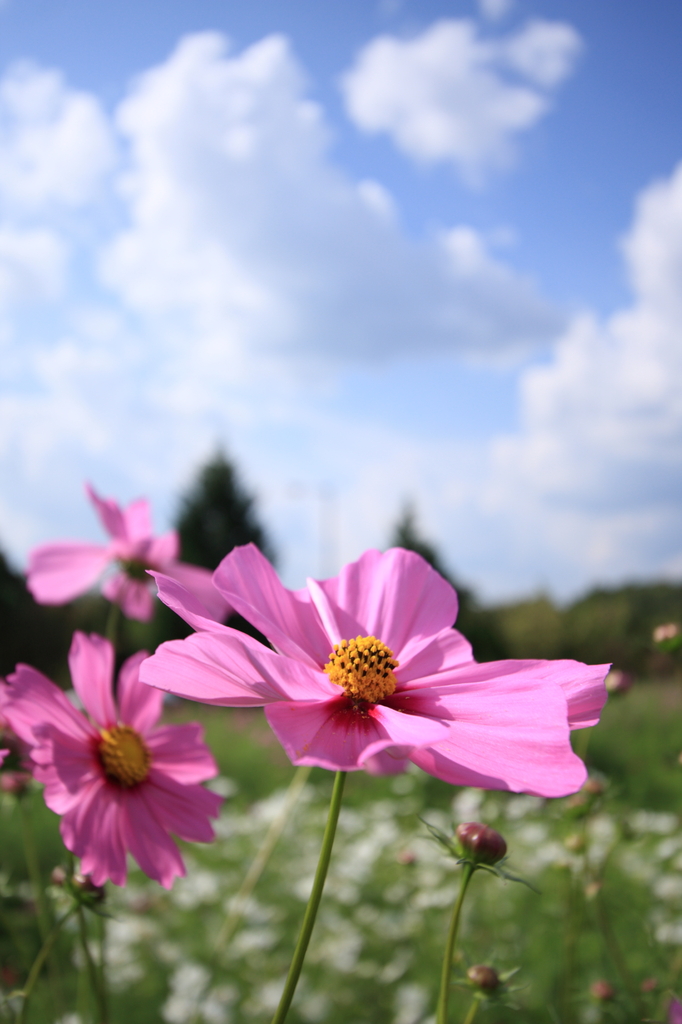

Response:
(324, 635), (398, 703)
(98, 725), (151, 787)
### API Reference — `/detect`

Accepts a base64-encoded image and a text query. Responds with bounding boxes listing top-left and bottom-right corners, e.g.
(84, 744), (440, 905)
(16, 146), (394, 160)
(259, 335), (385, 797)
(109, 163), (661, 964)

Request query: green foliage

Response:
(176, 450), (275, 570)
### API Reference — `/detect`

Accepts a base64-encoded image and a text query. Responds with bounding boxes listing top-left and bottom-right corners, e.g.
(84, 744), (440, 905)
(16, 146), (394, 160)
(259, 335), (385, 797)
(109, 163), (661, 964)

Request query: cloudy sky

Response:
(1, 0), (682, 601)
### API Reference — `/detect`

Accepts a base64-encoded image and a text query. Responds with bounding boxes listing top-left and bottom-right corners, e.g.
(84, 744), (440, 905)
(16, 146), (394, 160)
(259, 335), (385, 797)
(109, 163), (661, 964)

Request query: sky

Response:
(1, 0), (682, 602)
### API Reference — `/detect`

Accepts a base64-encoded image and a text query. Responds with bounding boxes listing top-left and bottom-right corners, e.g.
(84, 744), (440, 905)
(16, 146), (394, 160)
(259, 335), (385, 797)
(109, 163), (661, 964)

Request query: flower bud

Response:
(50, 866), (67, 887)
(455, 822), (507, 865)
(654, 623), (681, 643)
(582, 778), (604, 796)
(0, 771), (31, 795)
(396, 849), (416, 865)
(467, 965), (500, 991)
(72, 873), (105, 902)
(604, 669), (633, 695)
(590, 980), (615, 1001)
(584, 880), (602, 899)
(640, 977), (657, 993)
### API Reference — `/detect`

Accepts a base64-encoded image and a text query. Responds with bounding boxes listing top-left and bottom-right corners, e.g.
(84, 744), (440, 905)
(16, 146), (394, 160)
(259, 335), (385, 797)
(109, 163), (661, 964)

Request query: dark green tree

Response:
(388, 504), (508, 662)
(176, 450), (275, 570)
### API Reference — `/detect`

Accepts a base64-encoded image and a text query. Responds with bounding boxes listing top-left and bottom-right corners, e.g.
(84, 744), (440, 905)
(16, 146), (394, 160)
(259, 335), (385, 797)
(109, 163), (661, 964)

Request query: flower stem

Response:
(15, 906), (76, 1024)
(270, 770), (346, 1024)
(216, 764), (312, 952)
(105, 601), (121, 649)
(436, 862), (475, 1024)
(77, 905), (109, 1024)
(18, 793), (64, 1015)
(461, 998), (479, 1024)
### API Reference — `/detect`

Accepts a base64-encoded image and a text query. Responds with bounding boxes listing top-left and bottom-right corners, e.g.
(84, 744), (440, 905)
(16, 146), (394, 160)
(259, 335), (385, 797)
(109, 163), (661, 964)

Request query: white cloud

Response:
(0, 61), (115, 209)
(0, 226), (65, 303)
(482, 161), (682, 594)
(477, 0), (514, 22)
(340, 18), (581, 183)
(101, 30), (560, 369)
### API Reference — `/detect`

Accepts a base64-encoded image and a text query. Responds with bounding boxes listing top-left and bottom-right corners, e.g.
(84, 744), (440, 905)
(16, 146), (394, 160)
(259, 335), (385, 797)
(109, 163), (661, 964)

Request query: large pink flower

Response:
(2, 632), (222, 888)
(26, 484), (230, 622)
(140, 545), (609, 798)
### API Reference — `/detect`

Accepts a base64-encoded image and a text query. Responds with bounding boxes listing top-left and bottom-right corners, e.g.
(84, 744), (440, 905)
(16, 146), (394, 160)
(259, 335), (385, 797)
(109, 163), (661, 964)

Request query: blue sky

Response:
(1, 0), (682, 600)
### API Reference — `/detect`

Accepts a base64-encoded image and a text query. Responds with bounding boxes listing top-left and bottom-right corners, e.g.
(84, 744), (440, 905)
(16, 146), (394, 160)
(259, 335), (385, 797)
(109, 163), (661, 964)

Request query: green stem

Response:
(216, 765), (312, 951)
(436, 862), (475, 1024)
(461, 998), (479, 1024)
(18, 794), (64, 1015)
(269, 770), (346, 1024)
(18, 796), (50, 941)
(96, 911), (109, 1024)
(105, 601), (121, 649)
(15, 906), (76, 1024)
(594, 890), (644, 1017)
(77, 906), (108, 1024)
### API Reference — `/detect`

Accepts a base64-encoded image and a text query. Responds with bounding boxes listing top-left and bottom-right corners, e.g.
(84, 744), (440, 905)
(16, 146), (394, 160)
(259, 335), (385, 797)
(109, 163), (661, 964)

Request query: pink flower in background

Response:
(141, 545), (609, 797)
(2, 631), (222, 888)
(670, 998), (682, 1024)
(26, 484), (230, 622)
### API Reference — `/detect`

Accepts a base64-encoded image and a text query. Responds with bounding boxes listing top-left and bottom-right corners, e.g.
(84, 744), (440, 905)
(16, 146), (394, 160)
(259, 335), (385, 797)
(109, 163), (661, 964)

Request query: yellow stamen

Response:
(324, 635), (398, 703)
(99, 725), (151, 787)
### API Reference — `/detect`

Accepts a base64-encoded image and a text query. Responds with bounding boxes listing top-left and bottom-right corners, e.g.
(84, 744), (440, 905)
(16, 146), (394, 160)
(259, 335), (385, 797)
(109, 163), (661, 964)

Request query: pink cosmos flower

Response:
(2, 631), (222, 888)
(140, 545), (609, 797)
(26, 484), (230, 622)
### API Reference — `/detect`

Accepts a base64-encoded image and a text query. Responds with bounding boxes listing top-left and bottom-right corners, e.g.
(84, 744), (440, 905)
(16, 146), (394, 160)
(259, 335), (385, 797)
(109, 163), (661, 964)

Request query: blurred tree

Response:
(176, 450), (275, 570)
(388, 504), (508, 662)
(0, 549), (72, 681)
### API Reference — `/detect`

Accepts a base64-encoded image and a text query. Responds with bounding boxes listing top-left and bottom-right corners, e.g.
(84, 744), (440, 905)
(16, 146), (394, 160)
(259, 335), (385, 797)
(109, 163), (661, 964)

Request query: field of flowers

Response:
(2, 680), (682, 1024)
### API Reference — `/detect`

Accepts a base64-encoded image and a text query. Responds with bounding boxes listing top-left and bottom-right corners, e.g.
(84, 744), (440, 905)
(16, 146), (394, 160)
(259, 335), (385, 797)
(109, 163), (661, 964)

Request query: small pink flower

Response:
(141, 545), (609, 797)
(26, 484), (230, 622)
(670, 997), (682, 1024)
(2, 632), (222, 888)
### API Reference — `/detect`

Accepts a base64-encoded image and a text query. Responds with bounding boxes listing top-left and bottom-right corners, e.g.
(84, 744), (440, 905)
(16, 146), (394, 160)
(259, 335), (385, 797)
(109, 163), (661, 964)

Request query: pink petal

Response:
(404, 665), (587, 797)
(102, 573), (155, 621)
(163, 562), (232, 622)
(146, 530), (179, 567)
(668, 998), (682, 1024)
(395, 627), (474, 685)
(26, 542), (111, 604)
(86, 483), (127, 541)
(69, 632), (117, 729)
(61, 778), (129, 888)
(116, 650), (162, 734)
(146, 723), (218, 783)
(37, 727), (100, 813)
(140, 630), (336, 706)
(149, 570), (230, 633)
(3, 664), (95, 746)
(121, 786), (186, 888)
(319, 548), (459, 663)
(265, 697), (450, 771)
(120, 497), (154, 543)
(363, 750), (410, 775)
(144, 768), (222, 841)
(213, 544), (332, 667)
(548, 660), (610, 729)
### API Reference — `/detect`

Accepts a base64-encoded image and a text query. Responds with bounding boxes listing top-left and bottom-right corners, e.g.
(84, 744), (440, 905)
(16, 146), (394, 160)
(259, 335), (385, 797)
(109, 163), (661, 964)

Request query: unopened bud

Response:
(396, 849), (416, 865)
(583, 778), (604, 796)
(640, 977), (658, 993)
(72, 874), (105, 901)
(590, 980), (615, 1001)
(605, 669), (633, 695)
(654, 623), (681, 643)
(584, 881), (602, 899)
(0, 771), (31, 795)
(564, 833), (585, 852)
(50, 866), (67, 887)
(467, 965), (500, 991)
(455, 823), (507, 865)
